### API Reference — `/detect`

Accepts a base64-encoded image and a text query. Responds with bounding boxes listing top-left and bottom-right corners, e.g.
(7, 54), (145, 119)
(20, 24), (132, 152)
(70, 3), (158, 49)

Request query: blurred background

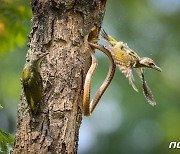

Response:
(0, 0), (180, 154)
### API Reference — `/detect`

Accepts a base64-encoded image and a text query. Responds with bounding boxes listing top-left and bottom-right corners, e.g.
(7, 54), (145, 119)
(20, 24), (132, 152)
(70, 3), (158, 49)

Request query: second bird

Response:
(100, 29), (162, 105)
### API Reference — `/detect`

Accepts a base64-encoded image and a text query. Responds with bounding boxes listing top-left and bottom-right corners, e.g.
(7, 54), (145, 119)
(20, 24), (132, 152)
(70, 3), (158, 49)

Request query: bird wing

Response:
(22, 67), (32, 104)
(136, 68), (156, 106)
(119, 65), (138, 92)
(22, 68), (42, 114)
(28, 72), (42, 114)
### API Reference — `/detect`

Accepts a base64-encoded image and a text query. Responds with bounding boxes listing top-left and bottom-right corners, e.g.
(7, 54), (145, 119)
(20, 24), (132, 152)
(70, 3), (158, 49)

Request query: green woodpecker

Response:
(22, 51), (49, 114)
(100, 29), (162, 105)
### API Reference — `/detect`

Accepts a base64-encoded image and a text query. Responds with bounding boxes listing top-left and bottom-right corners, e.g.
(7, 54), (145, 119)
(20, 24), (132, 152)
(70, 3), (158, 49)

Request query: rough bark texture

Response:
(13, 0), (106, 153)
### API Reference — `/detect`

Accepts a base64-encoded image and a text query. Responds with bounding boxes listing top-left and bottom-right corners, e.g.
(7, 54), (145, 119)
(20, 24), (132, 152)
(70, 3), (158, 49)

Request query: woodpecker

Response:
(22, 51), (49, 114)
(100, 29), (162, 105)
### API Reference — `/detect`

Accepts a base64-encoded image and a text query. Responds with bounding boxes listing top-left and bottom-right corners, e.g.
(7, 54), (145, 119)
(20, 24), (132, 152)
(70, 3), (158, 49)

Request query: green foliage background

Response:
(0, 0), (180, 154)
(0, 128), (14, 153)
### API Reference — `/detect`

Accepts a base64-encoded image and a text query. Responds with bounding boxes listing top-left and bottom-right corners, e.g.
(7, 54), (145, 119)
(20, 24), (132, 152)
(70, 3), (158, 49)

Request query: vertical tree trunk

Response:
(13, 0), (106, 153)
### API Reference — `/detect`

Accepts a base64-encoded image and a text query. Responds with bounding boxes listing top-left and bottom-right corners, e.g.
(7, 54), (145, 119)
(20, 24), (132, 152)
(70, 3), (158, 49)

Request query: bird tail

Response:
(118, 65), (138, 92)
(101, 29), (118, 46)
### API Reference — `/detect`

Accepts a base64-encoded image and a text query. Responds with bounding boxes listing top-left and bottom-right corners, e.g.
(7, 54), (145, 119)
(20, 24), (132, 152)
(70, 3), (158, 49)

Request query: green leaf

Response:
(0, 0), (31, 54)
(0, 128), (14, 153)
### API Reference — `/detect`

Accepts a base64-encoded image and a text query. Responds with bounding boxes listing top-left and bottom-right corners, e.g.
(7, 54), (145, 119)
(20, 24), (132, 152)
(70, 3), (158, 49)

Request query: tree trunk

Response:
(13, 0), (106, 153)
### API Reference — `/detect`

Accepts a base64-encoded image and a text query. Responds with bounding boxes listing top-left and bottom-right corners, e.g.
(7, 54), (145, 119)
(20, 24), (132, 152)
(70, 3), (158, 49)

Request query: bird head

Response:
(35, 51), (49, 63)
(28, 51), (49, 68)
(139, 57), (162, 72)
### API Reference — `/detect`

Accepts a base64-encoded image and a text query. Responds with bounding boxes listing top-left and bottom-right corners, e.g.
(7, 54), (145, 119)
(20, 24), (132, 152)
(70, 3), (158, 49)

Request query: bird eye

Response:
(27, 59), (30, 62)
(120, 46), (123, 50)
(149, 62), (154, 66)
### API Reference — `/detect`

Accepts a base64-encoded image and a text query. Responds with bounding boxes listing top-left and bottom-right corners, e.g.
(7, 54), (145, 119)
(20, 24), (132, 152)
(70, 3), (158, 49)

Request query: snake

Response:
(83, 43), (116, 116)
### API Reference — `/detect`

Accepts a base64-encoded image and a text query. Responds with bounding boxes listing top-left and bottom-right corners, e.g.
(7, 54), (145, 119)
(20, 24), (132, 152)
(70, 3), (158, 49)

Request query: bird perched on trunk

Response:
(97, 29), (161, 105)
(22, 51), (49, 114)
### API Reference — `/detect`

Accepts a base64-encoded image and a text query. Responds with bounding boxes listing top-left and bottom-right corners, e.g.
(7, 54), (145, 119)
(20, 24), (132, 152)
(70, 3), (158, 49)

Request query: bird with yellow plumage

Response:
(22, 51), (49, 114)
(89, 29), (161, 106)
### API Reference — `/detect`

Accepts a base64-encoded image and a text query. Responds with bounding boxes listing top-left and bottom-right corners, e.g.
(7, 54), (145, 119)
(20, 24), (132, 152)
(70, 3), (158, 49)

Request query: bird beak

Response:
(40, 52), (49, 59)
(37, 52), (49, 63)
(152, 64), (162, 72)
(42, 52), (49, 56)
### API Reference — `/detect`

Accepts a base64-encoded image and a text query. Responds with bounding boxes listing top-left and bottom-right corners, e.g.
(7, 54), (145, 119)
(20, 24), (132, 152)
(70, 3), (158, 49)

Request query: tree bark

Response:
(13, 0), (106, 153)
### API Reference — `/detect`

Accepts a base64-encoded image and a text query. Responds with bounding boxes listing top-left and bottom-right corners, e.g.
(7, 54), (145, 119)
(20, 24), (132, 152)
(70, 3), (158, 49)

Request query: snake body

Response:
(83, 43), (116, 116)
